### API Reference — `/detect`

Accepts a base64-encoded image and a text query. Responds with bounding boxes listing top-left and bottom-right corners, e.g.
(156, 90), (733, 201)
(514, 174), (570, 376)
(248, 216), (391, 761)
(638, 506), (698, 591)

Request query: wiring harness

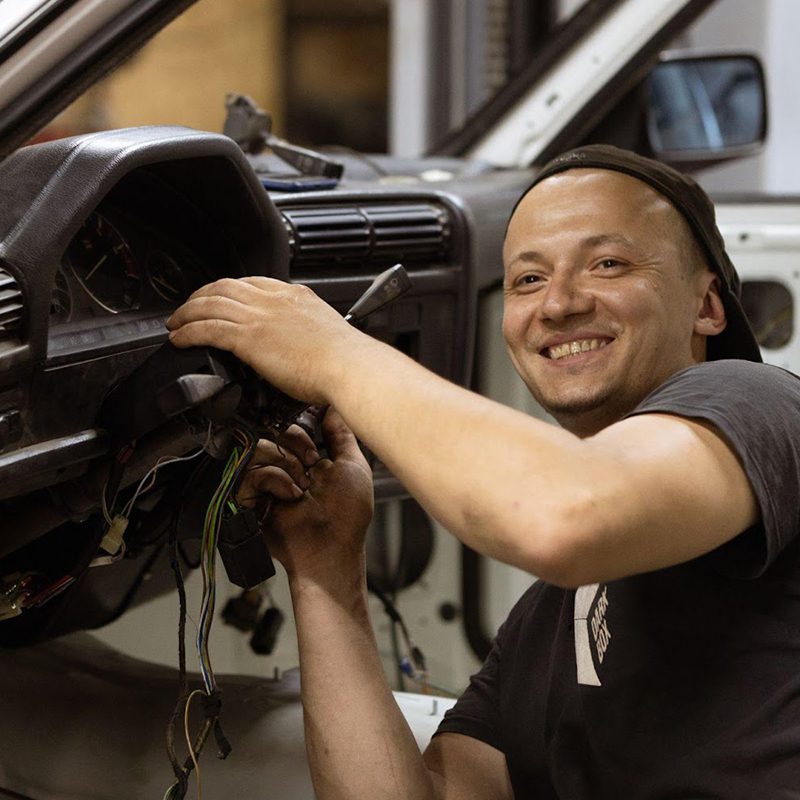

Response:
(163, 426), (257, 800)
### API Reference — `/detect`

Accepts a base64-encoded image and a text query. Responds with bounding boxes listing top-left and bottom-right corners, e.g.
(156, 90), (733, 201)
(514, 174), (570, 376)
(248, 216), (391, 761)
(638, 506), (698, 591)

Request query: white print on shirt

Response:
(591, 585), (612, 663)
(573, 584), (612, 686)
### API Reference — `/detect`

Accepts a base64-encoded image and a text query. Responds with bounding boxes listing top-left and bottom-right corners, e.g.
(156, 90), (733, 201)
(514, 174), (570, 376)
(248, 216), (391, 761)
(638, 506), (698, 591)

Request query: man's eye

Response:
(598, 258), (622, 269)
(517, 274), (541, 286)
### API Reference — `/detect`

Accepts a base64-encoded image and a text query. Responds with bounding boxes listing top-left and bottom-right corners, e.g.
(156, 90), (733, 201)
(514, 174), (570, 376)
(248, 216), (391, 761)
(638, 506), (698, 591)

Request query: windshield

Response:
(35, 0), (389, 150)
(32, 0), (592, 155)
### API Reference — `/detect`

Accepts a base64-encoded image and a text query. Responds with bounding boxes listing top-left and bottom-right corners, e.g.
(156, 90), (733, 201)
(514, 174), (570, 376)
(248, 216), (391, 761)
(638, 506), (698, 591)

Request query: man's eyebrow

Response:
(508, 250), (547, 266)
(505, 233), (648, 271)
(581, 233), (641, 251)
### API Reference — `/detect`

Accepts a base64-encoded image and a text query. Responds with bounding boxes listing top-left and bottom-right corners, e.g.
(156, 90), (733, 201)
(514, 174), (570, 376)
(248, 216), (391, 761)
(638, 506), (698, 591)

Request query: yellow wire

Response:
(184, 689), (205, 800)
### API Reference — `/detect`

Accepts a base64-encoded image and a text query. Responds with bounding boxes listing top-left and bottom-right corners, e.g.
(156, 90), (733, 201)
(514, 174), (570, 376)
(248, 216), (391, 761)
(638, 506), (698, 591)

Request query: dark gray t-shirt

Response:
(436, 360), (800, 799)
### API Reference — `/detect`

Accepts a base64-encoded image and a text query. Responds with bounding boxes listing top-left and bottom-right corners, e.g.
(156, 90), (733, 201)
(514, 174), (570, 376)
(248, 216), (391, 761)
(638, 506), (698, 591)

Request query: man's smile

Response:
(540, 337), (614, 361)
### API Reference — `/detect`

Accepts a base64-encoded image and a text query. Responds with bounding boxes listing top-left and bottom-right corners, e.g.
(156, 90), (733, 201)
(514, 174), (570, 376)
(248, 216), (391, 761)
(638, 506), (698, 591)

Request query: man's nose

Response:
(538, 272), (595, 322)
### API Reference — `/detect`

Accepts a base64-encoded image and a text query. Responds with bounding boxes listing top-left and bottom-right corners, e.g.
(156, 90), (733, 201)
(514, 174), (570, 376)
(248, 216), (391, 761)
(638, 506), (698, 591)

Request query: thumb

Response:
(321, 407), (365, 464)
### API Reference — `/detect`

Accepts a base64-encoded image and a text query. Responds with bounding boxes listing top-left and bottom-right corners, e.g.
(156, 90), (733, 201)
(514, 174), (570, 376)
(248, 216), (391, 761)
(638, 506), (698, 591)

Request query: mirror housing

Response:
(645, 51), (768, 168)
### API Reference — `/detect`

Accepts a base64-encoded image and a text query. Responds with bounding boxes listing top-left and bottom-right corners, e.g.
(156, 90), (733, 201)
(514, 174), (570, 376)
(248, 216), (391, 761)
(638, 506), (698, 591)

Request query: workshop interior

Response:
(0, 0), (798, 797)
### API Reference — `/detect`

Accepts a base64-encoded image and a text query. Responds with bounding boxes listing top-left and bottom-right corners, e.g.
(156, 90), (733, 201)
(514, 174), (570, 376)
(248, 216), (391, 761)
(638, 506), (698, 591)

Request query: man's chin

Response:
(534, 384), (612, 415)
(532, 386), (620, 433)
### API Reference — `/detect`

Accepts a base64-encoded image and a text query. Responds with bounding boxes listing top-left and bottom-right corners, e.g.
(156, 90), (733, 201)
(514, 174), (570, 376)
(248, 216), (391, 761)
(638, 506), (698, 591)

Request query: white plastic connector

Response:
(100, 514), (129, 555)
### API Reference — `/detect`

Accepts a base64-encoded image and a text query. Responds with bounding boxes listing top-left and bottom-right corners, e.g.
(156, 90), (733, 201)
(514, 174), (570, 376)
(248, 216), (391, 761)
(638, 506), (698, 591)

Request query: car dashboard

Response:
(0, 125), (530, 643)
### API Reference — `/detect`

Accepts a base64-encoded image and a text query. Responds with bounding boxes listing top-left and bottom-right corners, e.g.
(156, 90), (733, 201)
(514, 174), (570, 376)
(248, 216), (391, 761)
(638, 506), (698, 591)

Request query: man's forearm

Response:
(326, 334), (586, 574)
(165, 278), (583, 577)
(324, 334), (760, 588)
(289, 560), (438, 800)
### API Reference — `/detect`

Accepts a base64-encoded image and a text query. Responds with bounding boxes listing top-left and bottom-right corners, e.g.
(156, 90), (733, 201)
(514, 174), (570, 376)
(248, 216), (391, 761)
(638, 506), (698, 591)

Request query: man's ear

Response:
(694, 273), (727, 337)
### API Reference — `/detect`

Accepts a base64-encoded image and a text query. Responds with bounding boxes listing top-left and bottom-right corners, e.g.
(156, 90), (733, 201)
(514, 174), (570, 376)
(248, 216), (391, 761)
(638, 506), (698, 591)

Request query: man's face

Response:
(502, 169), (718, 436)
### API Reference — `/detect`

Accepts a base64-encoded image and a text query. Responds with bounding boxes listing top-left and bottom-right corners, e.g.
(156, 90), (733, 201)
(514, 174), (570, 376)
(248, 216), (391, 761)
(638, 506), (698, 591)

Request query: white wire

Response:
(101, 480), (114, 525)
(184, 689), (205, 800)
(119, 423), (214, 520)
(97, 423), (214, 564)
(89, 541), (127, 568)
(121, 451), (196, 519)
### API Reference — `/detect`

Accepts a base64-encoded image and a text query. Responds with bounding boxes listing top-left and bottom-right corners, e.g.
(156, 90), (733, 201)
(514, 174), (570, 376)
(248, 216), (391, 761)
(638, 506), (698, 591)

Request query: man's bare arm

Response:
(168, 278), (758, 587)
(289, 565), (437, 800)
(245, 410), (511, 800)
(290, 568), (512, 800)
(424, 734), (514, 800)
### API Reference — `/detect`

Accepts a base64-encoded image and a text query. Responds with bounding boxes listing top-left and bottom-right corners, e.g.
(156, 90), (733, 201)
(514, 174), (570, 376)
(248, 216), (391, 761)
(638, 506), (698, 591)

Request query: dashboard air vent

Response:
(0, 267), (23, 341)
(283, 207), (370, 266)
(366, 203), (448, 259)
(282, 201), (451, 270)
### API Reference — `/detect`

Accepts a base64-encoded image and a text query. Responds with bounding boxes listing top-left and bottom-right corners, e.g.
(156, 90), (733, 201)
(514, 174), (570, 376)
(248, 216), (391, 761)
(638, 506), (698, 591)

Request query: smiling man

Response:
(167, 145), (800, 798)
(503, 163), (725, 436)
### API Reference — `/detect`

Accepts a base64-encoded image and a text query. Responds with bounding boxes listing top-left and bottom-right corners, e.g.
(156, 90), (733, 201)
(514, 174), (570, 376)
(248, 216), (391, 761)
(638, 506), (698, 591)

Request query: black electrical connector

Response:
(217, 507), (276, 589)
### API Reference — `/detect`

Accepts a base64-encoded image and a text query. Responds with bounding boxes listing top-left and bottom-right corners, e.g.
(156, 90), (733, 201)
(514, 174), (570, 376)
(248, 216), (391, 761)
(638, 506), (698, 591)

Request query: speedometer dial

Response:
(64, 212), (142, 314)
(147, 250), (187, 303)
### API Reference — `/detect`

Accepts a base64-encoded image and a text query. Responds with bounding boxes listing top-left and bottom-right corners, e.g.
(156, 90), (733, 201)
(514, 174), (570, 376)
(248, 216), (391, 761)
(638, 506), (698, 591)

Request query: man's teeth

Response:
(547, 339), (608, 360)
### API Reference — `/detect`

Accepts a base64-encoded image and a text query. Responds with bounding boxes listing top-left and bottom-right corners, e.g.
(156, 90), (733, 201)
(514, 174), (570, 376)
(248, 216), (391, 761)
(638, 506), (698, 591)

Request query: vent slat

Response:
(0, 266), (24, 340)
(296, 230), (370, 242)
(293, 220), (368, 230)
(0, 305), (23, 324)
(374, 227), (443, 239)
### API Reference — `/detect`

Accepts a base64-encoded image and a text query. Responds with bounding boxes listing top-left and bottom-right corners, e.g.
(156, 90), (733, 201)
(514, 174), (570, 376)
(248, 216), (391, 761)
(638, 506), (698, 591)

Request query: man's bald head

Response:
(506, 145), (761, 363)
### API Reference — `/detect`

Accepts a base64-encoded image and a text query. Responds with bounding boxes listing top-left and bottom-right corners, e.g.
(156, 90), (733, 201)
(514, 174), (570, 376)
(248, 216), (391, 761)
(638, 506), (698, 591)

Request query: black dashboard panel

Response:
(0, 126), (288, 368)
(272, 191), (472, 498)
(0, 127), (289, 499)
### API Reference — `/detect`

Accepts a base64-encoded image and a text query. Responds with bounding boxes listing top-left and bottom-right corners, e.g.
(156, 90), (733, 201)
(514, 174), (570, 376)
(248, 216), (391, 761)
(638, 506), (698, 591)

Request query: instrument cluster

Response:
(48, 198), (220, 361)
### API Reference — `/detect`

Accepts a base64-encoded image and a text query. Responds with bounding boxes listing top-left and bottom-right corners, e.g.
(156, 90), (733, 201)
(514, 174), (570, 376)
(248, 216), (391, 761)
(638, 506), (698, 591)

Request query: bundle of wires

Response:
(165, 426), (257, 800)
(196, 427), (256, 694)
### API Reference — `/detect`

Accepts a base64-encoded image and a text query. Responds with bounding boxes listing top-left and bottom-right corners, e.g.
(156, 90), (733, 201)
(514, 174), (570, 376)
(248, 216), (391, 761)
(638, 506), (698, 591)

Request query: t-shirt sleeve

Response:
(625, 359), (800, 577)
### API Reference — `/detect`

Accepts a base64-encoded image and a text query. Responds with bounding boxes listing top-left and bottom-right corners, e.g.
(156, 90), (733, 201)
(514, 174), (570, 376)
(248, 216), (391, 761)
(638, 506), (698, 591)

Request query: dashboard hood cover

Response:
(0, 124), (291, 379)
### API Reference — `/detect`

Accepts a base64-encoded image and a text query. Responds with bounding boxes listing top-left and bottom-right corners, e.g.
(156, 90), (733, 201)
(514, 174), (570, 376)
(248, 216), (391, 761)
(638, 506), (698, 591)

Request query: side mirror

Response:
(646, 52), (767, 167)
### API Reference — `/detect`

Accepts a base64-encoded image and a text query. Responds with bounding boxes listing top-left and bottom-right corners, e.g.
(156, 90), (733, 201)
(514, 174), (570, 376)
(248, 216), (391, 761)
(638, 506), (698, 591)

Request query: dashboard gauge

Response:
(64, 212), (141, 314)
(146, 250), (186, 303)
(49, 268), (72, 323)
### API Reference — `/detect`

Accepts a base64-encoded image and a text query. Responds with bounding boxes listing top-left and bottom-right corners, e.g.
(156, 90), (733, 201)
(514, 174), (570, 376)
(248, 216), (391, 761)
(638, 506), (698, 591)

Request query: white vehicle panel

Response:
(468, 0), (694, 167)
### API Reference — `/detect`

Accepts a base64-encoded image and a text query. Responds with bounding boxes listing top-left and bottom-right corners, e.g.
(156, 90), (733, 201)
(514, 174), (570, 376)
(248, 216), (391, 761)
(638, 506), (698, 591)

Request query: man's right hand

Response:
(238, 407), (374, 585)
